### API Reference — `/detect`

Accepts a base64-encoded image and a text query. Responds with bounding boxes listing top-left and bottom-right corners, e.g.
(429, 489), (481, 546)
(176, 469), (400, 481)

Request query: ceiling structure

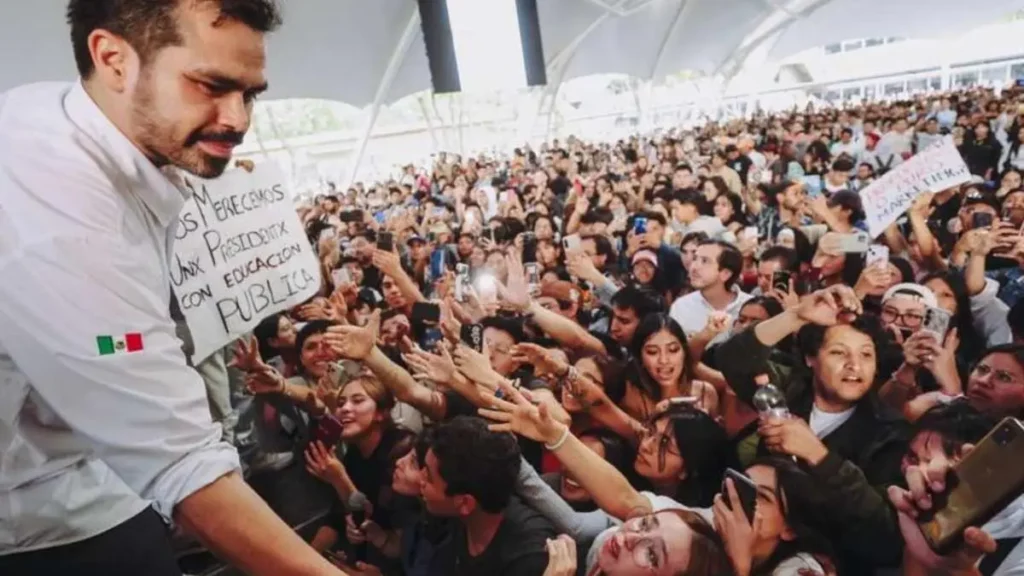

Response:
(3, 0), (1023, 106)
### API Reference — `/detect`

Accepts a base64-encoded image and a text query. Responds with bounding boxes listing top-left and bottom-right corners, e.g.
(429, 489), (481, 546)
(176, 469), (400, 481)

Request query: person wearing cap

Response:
(879, 283), (938, 343)
(630, 249), (659, 288)
(826, 190), (867, 233)
(403, 233), (429, 285)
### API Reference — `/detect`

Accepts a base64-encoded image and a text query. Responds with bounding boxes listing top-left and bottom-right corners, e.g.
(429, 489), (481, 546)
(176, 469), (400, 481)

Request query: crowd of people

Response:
(200, 82), (1024, 576)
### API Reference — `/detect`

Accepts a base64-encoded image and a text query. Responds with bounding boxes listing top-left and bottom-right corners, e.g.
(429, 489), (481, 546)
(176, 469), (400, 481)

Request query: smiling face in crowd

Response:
(336, 379), (385, 440)
(299, 332), (334, 379)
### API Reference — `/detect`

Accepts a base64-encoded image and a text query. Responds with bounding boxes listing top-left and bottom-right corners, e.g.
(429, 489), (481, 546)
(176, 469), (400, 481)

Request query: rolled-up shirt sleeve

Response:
(0, 234), (240, 520)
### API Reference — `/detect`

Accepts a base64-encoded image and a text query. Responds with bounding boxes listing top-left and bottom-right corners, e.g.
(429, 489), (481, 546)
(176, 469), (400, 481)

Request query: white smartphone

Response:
(331, 268), (351, 287)
(743, 226), (759, 241)
(835, 231), (872, 253)
(562, 234), (582, 252)
(866, 244), (889, 268)
(923, 306), (952, 339)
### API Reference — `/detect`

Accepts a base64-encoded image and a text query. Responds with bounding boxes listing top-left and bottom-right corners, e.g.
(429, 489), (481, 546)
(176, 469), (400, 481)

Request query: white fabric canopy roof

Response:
(3, 0), (1023, 105)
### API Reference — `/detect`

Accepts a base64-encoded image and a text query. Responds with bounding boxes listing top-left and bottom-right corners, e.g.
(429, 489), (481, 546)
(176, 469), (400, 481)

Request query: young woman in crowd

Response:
(622, 314), (719, 419)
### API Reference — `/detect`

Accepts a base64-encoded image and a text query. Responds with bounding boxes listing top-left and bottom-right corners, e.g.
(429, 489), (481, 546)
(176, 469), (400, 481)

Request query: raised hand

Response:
(713, 478), (761, 576)
(478, 380), (565, 444)
(499, 252), (532, 312)
(793, 285), (861, 327)
(304, 440), (347, 485)
(231, 335), (273, 375)
(452, 343), (501, 389)
(511, 343), (568, 378)
(324, 310), (381, 361)
(887, 443), (996, 574)
(403, 345), (457, 385)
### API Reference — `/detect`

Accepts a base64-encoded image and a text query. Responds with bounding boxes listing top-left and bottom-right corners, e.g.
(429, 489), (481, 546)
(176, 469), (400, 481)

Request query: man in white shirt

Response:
(0, 1), (344, 575)
(669, 239), (751, 346)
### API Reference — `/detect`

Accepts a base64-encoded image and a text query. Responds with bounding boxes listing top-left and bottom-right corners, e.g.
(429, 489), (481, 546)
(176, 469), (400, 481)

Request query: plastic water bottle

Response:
(752, 374), (790, 421)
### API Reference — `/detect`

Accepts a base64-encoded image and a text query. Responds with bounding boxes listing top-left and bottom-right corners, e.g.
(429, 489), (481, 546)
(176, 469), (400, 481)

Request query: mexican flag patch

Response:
(97, 333), (144, 355)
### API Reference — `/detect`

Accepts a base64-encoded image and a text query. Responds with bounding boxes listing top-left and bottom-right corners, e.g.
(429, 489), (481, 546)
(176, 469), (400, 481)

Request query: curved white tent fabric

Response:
(2, 0), (1023, 105)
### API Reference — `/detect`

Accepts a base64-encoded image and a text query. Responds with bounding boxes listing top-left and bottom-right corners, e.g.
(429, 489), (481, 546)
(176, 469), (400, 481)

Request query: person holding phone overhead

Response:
(0, 1), (348, 575)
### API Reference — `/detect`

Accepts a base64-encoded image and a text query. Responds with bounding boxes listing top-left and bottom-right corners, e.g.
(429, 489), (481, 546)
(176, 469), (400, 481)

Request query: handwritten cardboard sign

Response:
(861, 136), (971, 237)
(172, 164), (320, 363)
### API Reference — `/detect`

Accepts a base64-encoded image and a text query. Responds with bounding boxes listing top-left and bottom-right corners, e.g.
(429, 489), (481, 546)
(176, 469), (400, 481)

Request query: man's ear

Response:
(87, 29), (135, 92)
(454, 494), (477, 517)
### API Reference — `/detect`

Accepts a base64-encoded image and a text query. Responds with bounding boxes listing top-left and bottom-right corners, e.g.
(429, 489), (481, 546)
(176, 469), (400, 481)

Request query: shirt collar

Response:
(64, 81), (189, 228)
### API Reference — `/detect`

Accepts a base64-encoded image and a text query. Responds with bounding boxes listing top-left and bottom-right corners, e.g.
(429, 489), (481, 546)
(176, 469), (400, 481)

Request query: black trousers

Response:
(0, 508), (182, 576)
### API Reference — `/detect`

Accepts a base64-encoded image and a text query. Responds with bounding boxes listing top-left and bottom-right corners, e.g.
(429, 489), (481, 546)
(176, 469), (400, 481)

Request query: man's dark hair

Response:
(758, 245), (799, 273)
(797, 314), (886, 375)
(68, 0), (283, 78)
(481, 315), (527, 344)
(582, 234), (616, 264)
(610, 285), (665, 318)
(698, 239), (743, 289)
(430, 416), (521, 513)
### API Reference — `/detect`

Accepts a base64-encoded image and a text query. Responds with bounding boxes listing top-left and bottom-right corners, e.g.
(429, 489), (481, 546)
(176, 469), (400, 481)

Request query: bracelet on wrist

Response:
(544, 426), (571, 451)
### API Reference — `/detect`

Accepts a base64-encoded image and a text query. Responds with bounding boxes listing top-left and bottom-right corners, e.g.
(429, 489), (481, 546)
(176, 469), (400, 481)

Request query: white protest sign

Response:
(860, 136), (971, 237)
(172, 164), (321, 363)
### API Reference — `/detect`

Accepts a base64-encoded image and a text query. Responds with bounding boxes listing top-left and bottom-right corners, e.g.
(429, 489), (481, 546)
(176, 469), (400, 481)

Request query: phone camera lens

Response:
(994, 424), (1015, 446)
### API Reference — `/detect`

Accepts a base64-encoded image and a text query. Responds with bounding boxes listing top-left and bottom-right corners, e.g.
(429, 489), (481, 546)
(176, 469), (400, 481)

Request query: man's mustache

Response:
(187, 131), (245, 147)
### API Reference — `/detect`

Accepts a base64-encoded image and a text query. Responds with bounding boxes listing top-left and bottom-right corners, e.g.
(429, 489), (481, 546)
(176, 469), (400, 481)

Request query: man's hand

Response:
(793, 285), (861, 327)
(759, 417), (828, 465)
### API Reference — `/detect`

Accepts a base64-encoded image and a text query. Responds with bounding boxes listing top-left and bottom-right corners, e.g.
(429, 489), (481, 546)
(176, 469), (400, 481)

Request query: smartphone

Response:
(411, 302), (441, 325)
(454, 263), (470, 303)
(377, 232), (394, 252)
(339, 210), (364, 223)
(313, 414), (344, 447)
(743, 226), (759, 242)
(723, 468), (759, 522)
(429, 248), (447, 280)
(460, 323), (484, 352)
(419, 327), (444, 352)
(563, 234), (582, 252)
(633, 217), (649, 235)
(522, 232), (538, 264)
(331, 268), (351, 287)
(319, 228), (336, 241)
(972, 212), (994, 230)
(923, 306), (952, 339)
(919, 418), (1024, 553)
(771, 270), (792, 292)
(525, 262), (542, 297)
(835, 231), (872, 253)
(866, 244), (890, 268)
(373, 211), (387, 225)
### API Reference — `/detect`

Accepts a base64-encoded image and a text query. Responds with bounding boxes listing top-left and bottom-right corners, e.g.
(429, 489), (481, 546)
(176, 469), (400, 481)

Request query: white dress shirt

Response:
(0, 82), (240, 554)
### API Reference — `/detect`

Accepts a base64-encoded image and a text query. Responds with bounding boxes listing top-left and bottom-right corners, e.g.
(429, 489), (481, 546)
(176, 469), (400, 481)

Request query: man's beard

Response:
(131, 76), (240, 179)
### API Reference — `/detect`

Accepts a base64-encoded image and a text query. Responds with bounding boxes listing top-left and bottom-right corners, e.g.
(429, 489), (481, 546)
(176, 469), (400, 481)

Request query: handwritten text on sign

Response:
(860, 136), (971, 237)
(172, 164), (320, 363)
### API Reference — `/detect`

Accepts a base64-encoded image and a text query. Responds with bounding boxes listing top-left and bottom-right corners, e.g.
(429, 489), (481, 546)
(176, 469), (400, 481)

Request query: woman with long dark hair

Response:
(623, 314), (719, 419)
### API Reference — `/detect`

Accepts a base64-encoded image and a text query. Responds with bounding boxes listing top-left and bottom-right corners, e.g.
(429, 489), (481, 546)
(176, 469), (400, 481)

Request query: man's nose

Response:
(216, 93), (250, 134)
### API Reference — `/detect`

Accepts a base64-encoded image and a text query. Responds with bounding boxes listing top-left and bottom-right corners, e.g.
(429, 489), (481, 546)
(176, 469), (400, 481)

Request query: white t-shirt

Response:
(809, 405), (855, 438)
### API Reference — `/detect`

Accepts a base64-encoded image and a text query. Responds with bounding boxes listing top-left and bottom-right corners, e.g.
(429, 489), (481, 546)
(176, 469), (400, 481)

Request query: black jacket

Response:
(717, 329), (910, 574)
